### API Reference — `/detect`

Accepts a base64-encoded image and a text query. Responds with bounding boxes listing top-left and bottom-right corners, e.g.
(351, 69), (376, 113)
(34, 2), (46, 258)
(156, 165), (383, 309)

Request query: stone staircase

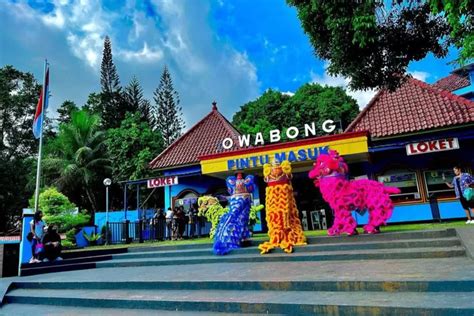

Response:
(19, 247), (128, 276)
(3, 228), (474, 315)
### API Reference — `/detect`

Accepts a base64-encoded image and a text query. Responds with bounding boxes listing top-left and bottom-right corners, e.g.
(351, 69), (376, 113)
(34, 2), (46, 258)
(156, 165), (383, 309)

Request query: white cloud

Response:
(410, 70), (430, 82)
(282, 91), (294, 96)
(310, 65), (377, 109)
(42, 7), (65, 28)
(1, 0), (260, 128)
(120, 43), (164, 63)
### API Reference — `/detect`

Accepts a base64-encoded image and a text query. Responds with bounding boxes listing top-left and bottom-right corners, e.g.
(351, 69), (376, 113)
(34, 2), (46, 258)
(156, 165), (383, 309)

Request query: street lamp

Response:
(103, 178), (112, 244)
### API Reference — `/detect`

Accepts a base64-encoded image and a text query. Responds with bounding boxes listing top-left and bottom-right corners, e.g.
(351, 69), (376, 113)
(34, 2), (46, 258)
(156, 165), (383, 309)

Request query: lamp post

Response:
(103, 178), (112, 244)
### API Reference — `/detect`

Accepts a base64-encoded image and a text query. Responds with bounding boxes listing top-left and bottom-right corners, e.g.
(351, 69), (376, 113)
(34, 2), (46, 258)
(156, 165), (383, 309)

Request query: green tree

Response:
(232, 84), (359, 141)
(232, 89), (290, 142)
(0, 65), (40, 160)
(57, 100), (79, 125)
(153, 66), (185, 147)
(283, 83), (359, 134)
(124, 76), (153, 126)
(0, 65), (41, 233)
(82, 92), (102, 115)
(286, 0), (473, 91)
(107, 112), (164, 181)
(28, 187), (90, 233)
(43, 110), (111, 213)
(429, 0), (473, 63)
(98, 36), (126, 129)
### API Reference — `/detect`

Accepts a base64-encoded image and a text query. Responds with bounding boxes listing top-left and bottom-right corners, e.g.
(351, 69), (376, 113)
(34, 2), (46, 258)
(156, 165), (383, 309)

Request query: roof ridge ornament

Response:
(212, 101), (217, 111)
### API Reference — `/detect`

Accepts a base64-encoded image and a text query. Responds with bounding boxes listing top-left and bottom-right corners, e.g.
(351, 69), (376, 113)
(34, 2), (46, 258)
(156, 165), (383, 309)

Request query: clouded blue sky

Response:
(0, 0), (460, 128)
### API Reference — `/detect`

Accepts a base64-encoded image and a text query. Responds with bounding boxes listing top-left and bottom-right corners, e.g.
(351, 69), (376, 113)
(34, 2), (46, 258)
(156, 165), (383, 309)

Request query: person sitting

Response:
(42, 225), (62, 262)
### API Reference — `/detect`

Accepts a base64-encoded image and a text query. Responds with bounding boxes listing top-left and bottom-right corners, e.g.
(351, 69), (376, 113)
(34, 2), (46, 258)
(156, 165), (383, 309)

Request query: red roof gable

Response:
(149, 102), (241, 170)
(432, 73), (470, 92)
(346, 78), (474, 138)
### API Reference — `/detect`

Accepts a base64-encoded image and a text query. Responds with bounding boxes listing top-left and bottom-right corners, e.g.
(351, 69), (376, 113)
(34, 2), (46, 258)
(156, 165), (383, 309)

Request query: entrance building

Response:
(148, 102), (370, 231)
(148, 65), (474, 229)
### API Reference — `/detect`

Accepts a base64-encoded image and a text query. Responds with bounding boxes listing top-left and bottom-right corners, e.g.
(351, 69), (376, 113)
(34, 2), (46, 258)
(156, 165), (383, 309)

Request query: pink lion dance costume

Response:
(308, 150), (400, 235)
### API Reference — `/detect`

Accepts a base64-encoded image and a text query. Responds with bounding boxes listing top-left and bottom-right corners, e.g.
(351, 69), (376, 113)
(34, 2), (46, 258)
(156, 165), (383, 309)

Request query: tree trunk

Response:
(85, 188), (98, 223)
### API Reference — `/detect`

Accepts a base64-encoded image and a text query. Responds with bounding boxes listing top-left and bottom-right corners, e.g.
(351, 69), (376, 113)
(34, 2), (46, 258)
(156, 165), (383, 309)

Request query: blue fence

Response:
(106, 218), (212, 244)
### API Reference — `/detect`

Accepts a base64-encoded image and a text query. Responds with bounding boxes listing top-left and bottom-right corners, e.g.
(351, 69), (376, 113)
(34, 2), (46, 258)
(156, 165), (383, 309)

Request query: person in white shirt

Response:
(29, 210), (46, 263)
(165, 207), (174, 240)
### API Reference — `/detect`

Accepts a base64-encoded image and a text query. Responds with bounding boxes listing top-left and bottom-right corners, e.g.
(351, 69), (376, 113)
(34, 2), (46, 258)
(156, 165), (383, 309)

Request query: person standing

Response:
(165, 207), (174, 240)
(172, 208), (180, 240)
(177, 207), (186, 240)
(157, 209), (166, 240)
(446, 165), (474, 224)
(188, 205), (197, 239)
(29, 210), (46, 263)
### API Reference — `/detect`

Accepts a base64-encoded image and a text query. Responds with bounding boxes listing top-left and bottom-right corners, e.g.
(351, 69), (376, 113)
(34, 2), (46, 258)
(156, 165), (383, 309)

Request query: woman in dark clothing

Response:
(42, 225), (62, 262)
(177, 207), (186, 240)
(446, 165), (474, 223)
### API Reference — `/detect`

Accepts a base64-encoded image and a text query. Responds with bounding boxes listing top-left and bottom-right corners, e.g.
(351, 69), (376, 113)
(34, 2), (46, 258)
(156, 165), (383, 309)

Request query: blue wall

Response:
(95, 209), (157, 230)
(19, 212), (34, 264)
(439, 200), (467, 219)
(75, 226), (98, 248)
(353, 200), (465, 225)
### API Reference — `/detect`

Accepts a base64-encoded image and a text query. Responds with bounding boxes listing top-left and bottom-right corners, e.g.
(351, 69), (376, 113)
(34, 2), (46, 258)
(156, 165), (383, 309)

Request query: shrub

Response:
(65, 228), (77, 245)
(83, 231), (102, 246)
(29, 187), (76, 216)
(29, 187), (90, 232)
(62, 240), (75, 249)
(249, 204), (264, 229)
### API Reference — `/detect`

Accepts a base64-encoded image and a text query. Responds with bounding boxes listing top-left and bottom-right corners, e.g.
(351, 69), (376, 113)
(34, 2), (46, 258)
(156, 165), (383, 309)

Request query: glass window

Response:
(175, 192), (198, 212)
(424, 169), (455, 199)
(377, 171), (421, 202)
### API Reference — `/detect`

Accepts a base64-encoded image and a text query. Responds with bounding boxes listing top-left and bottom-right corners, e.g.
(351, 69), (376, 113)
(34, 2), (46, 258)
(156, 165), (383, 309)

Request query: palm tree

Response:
(43, 110), (111, 213)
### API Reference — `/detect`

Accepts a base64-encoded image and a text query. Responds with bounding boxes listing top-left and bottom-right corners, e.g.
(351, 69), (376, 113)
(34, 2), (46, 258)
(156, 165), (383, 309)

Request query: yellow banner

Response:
(200, 135), (368, 174)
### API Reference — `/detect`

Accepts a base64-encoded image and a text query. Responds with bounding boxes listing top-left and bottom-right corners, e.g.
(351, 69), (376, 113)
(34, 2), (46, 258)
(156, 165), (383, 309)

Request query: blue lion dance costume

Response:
(213, 173), (254, 255)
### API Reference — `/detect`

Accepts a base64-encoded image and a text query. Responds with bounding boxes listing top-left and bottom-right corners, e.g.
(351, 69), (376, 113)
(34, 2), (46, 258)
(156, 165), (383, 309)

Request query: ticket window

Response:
(423, 169), (456, 199)
(377, 171), (421, 203)
(175, 192), (198, 212)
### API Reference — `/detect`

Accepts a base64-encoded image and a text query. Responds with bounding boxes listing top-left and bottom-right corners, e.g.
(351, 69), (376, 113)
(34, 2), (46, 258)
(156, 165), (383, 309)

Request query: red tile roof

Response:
(149, 102), (242, 170)
(432, 72), (470, 92)
(345, 78), (474, 138)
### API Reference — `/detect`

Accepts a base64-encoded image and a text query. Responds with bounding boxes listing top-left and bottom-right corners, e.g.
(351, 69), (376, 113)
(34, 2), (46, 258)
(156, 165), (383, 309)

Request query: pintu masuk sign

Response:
(227, 146), (329, 171)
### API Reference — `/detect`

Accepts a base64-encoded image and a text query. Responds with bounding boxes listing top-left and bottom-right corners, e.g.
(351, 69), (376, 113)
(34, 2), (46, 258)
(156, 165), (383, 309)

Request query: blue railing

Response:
(106, 218), (212, 244)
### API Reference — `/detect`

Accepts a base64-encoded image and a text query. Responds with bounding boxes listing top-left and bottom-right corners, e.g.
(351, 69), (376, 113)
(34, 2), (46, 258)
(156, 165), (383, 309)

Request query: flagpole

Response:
(34, 59), (48, 213)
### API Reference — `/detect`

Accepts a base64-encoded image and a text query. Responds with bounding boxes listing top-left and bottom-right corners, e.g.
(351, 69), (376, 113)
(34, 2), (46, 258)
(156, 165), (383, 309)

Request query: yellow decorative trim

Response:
(200, 136), (368, 174)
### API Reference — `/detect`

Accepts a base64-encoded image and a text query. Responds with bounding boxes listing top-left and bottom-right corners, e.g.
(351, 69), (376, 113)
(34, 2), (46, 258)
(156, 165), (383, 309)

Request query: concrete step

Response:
(17, 229), (463, 277)
(5, 287), (474, 315)
(21, 254), (112, 269)
(112, 237), (462, 260)
(61, 247), (128, 259)
(20, 262), (97, 277)
(20, 246), (129, 277)
(0, 303), (267, 315)
(97, 246), (466, 269)
(10, 279), (474, 292)
(124, 229), (458, 253)
(304, 228), (457, 244)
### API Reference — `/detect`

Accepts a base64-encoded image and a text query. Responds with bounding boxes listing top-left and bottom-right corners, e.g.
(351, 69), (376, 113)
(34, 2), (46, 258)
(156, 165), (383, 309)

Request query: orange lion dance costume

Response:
(258, 160), (306, 254)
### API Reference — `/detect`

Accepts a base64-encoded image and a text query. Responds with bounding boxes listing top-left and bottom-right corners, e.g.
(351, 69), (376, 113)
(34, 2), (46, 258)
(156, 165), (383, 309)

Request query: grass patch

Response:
(64, 220), (466, 252)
